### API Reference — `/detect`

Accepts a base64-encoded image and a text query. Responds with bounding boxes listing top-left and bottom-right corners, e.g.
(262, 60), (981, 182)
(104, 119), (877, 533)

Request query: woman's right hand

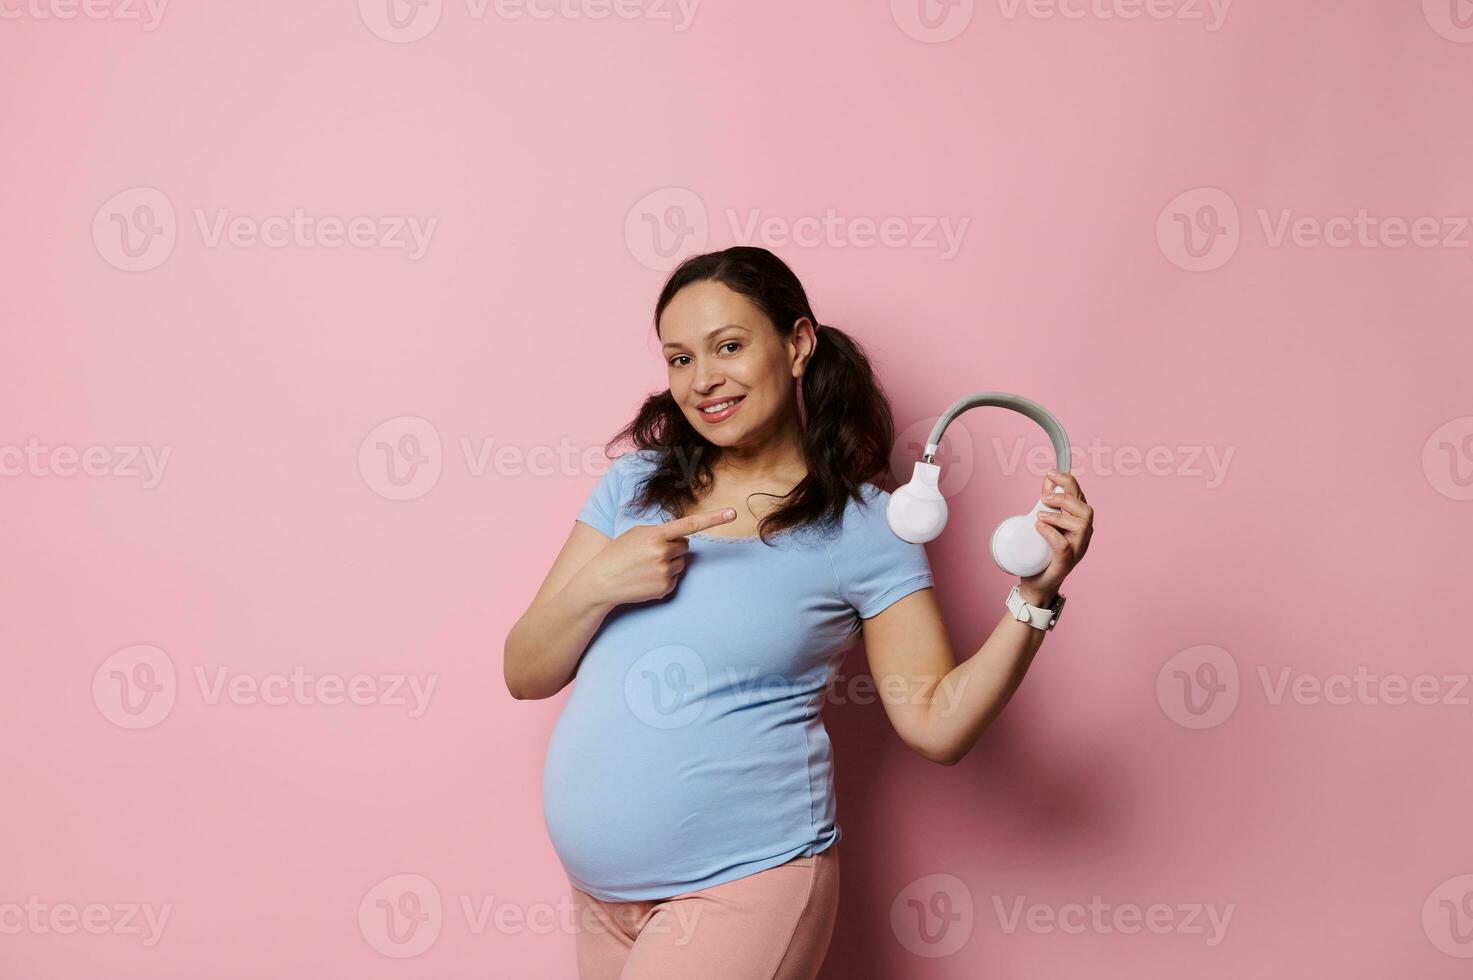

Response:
(577, 508), (738, 607)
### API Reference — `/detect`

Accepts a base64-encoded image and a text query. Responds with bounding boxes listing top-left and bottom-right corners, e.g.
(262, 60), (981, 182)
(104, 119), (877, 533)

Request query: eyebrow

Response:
(661, 323), (750, 351)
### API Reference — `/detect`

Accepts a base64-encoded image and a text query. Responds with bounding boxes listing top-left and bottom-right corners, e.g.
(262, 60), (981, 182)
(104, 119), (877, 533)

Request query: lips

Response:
(697, 395), (745, 423)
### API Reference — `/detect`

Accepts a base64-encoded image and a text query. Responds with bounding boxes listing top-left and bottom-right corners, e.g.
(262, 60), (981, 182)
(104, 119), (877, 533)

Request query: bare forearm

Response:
(504, 571), (616, 700)
(922, 610), (1050, 764)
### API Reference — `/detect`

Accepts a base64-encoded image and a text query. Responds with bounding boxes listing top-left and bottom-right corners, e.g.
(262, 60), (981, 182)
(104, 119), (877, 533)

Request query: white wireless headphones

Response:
(886, 392), (1072, 578)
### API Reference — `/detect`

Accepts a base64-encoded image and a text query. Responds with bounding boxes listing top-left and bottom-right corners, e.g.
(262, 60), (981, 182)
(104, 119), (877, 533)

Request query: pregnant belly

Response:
(540, 691), (821, 897)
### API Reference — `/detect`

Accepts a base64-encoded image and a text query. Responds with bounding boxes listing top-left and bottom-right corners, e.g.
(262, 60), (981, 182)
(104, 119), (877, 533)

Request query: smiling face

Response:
(658, 279), (811, 450)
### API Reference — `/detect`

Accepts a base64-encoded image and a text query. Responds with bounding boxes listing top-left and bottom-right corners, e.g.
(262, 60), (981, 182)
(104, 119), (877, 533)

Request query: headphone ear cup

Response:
(886, 461), (947, 543)
(887, 481), (947, 543)
(990, 514), (1052, 578)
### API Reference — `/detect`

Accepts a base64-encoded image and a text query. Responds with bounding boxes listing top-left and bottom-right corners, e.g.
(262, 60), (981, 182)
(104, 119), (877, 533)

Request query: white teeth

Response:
(701, 398), (740, 413)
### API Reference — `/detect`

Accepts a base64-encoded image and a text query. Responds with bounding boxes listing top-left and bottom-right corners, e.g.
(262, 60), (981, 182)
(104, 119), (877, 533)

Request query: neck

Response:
(713, 411), (808, 484)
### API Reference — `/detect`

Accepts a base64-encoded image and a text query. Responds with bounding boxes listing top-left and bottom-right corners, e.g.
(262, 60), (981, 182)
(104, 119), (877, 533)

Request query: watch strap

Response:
(1006, 584), (1064, 631)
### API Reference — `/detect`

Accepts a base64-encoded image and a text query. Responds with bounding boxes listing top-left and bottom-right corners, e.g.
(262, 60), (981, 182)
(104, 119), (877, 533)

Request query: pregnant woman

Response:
(504, 246), (1094, 979)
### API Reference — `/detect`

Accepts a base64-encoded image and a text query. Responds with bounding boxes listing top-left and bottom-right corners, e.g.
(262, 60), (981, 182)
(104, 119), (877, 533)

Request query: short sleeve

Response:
(574, 456), (626, 538)
(833, 485), (935, 619)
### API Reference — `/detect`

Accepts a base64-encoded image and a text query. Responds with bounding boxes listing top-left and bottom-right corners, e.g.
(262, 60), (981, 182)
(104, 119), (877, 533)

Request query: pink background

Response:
(3, 1), (1471, 977)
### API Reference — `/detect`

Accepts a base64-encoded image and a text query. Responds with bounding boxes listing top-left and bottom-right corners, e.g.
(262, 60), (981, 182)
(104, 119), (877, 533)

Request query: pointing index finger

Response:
(665, 508), (738, 538)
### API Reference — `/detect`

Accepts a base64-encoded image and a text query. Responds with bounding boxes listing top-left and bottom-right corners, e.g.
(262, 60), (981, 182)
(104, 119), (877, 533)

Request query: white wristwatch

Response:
(1005, 584), (1066, 632)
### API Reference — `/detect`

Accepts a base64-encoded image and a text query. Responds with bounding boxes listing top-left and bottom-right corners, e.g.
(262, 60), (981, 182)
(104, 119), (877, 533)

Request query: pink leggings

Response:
(570, 843), (840, 980)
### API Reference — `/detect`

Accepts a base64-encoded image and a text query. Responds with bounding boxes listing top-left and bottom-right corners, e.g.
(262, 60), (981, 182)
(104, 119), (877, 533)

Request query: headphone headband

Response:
(922, 391), (1071, 473)
(888, 391), (1073, 573)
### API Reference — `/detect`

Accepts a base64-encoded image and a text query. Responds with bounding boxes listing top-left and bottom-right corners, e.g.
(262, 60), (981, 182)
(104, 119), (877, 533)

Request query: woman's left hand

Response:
(1019, 469), (1094, 605)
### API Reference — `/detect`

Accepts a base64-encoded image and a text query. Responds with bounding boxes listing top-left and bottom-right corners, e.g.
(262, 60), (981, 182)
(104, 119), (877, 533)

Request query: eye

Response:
(669, 354), (691, 368)
(718, 341), (741, 355)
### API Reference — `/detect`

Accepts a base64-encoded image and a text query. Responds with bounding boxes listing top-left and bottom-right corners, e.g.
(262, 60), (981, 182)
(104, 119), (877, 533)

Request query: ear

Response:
(789, 317), (817, 377)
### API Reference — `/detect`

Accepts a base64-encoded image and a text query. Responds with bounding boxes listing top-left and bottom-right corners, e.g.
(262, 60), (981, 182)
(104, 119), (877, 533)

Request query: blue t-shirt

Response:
(541, 449), (934, 902)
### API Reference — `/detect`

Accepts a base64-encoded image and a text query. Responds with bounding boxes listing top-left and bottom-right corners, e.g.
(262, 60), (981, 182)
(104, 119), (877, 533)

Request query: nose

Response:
(693, 359), (724, 393)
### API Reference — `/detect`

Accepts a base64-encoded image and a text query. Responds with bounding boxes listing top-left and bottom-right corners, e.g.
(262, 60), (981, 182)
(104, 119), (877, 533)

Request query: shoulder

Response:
(626, 447), (663, 471)
(821, 481), (902, 553)
(596, 448), (661, 484)
(838, 482), (892, 531)
(604, 449), (666, 521)
(610, 448), (664, 491)
(825, 481), (934, 618)
(576, 449), (666, 537)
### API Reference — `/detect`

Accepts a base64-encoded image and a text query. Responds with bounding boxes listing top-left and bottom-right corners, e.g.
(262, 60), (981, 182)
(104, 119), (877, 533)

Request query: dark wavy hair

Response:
(603, 246), (898, 545)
